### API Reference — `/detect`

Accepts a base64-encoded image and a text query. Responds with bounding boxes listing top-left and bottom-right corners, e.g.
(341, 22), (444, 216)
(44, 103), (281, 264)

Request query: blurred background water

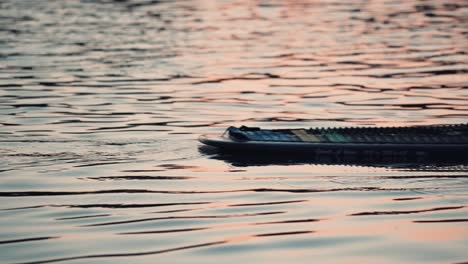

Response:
(0, 0), (467, 263)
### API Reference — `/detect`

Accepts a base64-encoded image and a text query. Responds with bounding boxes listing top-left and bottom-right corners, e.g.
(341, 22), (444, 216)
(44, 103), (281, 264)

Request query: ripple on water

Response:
(1, 0), (468, 263)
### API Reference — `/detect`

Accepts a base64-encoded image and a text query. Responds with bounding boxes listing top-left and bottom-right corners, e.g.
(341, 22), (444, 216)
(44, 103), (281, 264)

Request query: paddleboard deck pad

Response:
(199, 124), (468, 157)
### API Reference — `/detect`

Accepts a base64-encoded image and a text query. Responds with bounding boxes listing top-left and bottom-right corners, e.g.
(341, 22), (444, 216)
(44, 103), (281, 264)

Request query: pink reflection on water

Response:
(398, 223), (468, 242)
(318, 217), (468, 242)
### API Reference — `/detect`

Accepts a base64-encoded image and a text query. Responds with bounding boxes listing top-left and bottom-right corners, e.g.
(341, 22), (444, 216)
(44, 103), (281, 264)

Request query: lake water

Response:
(1, 0), (467, 263)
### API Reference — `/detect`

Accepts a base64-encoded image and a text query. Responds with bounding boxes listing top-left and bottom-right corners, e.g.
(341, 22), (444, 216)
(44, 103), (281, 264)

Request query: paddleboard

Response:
(199, 124), (468, 156)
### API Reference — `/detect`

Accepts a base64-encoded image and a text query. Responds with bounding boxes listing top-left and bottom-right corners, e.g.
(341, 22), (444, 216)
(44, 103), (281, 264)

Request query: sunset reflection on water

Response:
(0, 0), (467, 263)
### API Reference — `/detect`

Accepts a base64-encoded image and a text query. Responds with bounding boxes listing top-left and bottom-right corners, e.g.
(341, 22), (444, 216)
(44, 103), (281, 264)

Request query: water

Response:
(1, 0), (467, 263)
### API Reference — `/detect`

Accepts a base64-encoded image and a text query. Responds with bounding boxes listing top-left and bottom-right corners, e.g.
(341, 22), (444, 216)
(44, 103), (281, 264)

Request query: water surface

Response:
(1, 0), (467, 263)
